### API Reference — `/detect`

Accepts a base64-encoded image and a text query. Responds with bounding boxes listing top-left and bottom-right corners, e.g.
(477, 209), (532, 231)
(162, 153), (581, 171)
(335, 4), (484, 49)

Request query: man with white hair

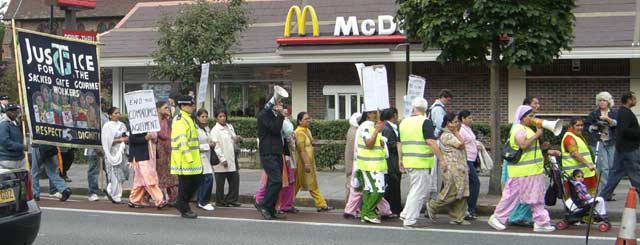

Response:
(398, 97), (445, 228)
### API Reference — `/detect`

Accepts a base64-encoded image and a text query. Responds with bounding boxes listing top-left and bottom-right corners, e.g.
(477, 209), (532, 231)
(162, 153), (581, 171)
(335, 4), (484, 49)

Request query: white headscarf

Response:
(101, 121), (127, 166)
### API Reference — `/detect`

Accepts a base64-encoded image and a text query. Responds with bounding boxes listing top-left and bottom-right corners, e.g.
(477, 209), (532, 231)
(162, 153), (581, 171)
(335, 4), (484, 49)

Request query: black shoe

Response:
(255, 203), (272, 220)
(343, 213), (356, 219)
(228, 202), (242, 207)
(60, 189), (72, 202)
(464, 214), (477, 221)
(216, 202), (229, 207)
(157, 201), (168, 210)
(270, 212), (286, 220)
(281, 207), (300, 213)
(63, 176), (72, 183)
(317, 206), (335, 212)
(34, 196), (40, 201)
(382, 213), (399, 220)
(181, 211), (198, 219)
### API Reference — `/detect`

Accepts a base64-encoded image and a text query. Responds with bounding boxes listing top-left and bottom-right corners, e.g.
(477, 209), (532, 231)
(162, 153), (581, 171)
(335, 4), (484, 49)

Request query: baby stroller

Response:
(551, 167), (611, 232)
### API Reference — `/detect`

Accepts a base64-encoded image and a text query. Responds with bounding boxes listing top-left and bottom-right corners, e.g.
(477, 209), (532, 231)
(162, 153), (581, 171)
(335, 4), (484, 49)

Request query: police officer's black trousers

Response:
(176, 174), (203, 214)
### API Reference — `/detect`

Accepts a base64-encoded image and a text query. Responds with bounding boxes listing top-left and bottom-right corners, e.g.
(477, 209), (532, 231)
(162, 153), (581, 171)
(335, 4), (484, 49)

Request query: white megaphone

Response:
(264, 85), (289, 110)
(523, 117), (563, 136)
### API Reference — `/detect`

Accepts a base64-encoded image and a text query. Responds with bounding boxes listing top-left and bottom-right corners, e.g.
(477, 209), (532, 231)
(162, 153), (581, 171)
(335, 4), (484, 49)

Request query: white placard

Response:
(362, 65), (390, 111)
(197, 63), (210, 104)
(403, 75), (426, 116)
(355, 63), (365, 86)
(124, 90), (161, 134)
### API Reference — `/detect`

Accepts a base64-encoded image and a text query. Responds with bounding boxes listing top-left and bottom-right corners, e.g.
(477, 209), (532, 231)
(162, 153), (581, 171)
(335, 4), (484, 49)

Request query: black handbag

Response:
(210, 151), (220, 166)
(502, 139), (522, 163)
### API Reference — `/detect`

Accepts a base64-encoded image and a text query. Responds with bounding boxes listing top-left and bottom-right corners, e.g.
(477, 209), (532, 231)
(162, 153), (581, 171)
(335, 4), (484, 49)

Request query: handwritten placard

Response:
(403, 75), (426, 117)
(124, 90), (160, 134)
(197, 63), (210, 104)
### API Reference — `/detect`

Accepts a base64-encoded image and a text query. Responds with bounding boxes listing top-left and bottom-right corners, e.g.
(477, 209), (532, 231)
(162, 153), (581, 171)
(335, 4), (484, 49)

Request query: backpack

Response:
(426, 103), (445, 121)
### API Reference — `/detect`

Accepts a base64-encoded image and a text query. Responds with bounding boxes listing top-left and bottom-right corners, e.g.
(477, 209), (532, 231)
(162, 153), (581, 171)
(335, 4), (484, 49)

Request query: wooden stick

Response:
(11, 19), (30, 171)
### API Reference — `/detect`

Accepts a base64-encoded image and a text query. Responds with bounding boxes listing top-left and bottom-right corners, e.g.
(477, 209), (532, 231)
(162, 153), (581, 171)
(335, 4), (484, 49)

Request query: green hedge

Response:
(314, 142), (345, 169)
(225, 117), (350, 140)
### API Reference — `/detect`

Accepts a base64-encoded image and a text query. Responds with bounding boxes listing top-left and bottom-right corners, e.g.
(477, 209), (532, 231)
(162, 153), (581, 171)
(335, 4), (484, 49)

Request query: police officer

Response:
(171, 96), (203, 219)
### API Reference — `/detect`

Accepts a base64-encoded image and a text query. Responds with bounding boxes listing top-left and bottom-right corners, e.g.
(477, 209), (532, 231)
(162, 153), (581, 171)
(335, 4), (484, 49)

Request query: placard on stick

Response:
(362, 65), (390, 111)
(403, 75), (426, 117)
(124, 90), (160, 134)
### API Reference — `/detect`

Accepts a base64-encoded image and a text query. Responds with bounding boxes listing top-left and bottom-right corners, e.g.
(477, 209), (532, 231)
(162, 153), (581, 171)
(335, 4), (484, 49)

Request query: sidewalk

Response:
(41, 164), (639, 221)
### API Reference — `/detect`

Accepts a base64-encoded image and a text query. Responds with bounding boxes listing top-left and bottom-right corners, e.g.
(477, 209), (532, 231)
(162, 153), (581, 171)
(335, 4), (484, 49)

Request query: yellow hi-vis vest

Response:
(508, 124), (544, 178)
(399, 115), (434, 169)
(561, 131), (596, 178)
(170, 110), (203, 175)
(356, 123), (387, 172)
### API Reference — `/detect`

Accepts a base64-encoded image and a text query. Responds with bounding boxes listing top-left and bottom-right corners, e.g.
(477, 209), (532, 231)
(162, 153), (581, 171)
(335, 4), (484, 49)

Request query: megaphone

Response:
(264, 85), (289, 111)
(523, 117), (563, 136)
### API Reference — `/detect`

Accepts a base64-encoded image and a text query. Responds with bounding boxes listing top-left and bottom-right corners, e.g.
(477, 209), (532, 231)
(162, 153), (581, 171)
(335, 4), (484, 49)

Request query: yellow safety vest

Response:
(561, 131), (596, 178)
(356, 123), (387, 172)
(508, 124), (544, 177)
(170, 110), (203, 175)
(399, 115), (434, 169)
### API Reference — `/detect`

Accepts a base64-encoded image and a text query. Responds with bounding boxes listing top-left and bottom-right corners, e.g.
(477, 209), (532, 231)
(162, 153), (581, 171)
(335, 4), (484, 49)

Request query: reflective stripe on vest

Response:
(170, 110), (203, 175)
(561, 131), (595, 178)
(399, 115), (435, 169)
(356, 123), (387, 172)
(507, 124), (544, 177)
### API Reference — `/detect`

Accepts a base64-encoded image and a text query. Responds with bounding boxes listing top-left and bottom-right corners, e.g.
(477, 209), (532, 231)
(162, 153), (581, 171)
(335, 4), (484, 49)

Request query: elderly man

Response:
(398, 98), (445, 228)
(0, 103), (26, 170)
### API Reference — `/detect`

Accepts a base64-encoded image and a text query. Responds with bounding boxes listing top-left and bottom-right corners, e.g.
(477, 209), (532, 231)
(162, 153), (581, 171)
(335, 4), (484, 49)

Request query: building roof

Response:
(98, 0), (640, 65)
(3, 0), (178, 20)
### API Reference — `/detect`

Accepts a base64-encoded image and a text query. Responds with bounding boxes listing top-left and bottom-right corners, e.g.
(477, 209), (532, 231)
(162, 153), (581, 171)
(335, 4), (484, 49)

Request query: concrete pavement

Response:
(39, 163), (639, 221)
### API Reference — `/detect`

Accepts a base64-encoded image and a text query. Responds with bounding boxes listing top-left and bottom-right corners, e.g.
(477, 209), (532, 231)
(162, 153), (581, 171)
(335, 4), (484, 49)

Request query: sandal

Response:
(281, 207), (300, 213)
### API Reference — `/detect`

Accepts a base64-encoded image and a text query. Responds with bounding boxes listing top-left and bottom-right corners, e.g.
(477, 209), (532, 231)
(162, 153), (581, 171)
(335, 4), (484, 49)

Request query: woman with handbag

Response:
(211, 110), (241, 207)
(195, 109), (216, 211)
(488, 105), (556, 232)
(458, 110), (480, 220)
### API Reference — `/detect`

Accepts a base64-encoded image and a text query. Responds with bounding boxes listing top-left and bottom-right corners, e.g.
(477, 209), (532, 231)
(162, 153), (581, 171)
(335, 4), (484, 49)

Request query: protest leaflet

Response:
(361, 65), (390, 111)
(403, 75), (426, 117)
(15, 28), (101, 147)
(124, 90), (160, 134)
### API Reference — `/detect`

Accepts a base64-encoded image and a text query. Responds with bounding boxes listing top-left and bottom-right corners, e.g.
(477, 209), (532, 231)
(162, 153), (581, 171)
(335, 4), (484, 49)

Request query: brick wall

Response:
(527, 59), (630, 115)
(307, 63), (396, 119)
(412, 62), (509, 124)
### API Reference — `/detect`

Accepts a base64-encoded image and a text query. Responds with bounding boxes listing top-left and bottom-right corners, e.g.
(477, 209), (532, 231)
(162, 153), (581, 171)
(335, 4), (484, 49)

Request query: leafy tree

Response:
(397, 0), (575, 194)
(151, 0), (249, 97)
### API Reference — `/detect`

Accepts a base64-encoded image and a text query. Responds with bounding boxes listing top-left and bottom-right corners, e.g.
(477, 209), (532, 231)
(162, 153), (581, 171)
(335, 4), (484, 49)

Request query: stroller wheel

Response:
(598, 223), (611, 232)
(556, 221), (569, 230)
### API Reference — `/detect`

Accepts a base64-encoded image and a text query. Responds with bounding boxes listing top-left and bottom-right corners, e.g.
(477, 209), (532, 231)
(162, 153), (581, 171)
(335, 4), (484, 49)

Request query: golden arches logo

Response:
(283, 5), (319, 37)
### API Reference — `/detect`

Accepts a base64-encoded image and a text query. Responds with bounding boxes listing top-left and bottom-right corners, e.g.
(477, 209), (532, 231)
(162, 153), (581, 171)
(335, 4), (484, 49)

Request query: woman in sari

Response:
(101, 107), (129, 204)
(294, 112), (334, 212)
(426, 112), (470, 225)
(127, 130), (166, 209)
(155, 101), (178, 205)
(195, 109), (215, 211)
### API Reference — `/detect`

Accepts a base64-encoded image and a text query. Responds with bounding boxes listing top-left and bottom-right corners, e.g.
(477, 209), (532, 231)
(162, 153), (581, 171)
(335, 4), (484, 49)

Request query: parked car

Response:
(0, 168), (41, 245)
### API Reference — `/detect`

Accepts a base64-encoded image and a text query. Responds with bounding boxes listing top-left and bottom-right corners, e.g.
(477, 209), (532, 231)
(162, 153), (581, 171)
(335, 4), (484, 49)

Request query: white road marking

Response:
(41, 207), (618, 241)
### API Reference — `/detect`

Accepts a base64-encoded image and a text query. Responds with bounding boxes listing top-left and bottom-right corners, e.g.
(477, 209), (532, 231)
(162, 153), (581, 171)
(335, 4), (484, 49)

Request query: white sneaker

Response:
(49, 192), (63, 199)
(198, 203), (215, 211)
(533, 223), (556, 232)
(88, 194), (99, 202)
(488, 215), (506, 231)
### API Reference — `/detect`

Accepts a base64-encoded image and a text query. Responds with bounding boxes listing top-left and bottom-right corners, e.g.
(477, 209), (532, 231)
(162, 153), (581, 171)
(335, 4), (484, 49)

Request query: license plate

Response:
(0, 189), (15, 204)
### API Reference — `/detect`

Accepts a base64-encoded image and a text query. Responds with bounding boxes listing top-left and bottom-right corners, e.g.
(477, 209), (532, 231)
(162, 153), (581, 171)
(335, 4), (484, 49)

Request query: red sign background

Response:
(56, 0), (96, 9)
(63, 30), (97, 42)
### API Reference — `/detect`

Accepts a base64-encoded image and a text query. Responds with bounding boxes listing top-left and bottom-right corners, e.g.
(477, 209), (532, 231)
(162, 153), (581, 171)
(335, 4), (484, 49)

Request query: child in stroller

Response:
(556, 169), (611, 231)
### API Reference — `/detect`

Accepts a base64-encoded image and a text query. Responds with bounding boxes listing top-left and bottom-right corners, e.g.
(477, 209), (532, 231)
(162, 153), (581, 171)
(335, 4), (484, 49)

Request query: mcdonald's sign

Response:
(277, 5), (408, 45)
(283, 5), (319, 38)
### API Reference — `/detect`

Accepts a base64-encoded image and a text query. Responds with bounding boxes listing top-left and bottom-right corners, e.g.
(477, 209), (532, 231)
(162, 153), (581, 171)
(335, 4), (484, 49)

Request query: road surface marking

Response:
(41, 207), (616, 241)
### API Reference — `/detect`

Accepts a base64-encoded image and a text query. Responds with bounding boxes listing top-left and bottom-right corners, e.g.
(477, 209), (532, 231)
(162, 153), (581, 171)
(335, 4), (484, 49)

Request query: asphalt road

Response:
(34, 199), (619, 245)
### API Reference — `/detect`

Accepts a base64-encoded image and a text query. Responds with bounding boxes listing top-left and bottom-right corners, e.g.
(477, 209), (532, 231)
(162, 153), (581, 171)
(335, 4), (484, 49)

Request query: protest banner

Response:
(14, 28), (101, 147)
(197, 63), (209, 104)
(361, 65), (390, 111)
(124, 90), (161, 134)
(403, 75), (426, 117)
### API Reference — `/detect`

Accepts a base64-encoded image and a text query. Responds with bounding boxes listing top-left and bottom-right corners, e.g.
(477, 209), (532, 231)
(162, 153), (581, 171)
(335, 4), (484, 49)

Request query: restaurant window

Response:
(219, 82), (291, 118)
(323, 85), (363, 120)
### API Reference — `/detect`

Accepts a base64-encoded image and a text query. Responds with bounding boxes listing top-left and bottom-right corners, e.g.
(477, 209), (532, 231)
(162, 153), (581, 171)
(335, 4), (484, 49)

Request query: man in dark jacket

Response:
(381, 108), (402, 216)
(254, 93), (286, 220)
(600, 92), (640, 200)
(0, 103), (25, 169)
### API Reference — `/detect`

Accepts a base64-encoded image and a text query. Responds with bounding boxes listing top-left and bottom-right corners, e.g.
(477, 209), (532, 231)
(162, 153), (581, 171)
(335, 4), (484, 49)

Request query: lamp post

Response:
(394, 42), (412, 88)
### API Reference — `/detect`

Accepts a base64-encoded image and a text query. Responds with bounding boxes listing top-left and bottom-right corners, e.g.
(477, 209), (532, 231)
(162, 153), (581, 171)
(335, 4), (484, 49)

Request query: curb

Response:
(42, 186), (636, 222)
